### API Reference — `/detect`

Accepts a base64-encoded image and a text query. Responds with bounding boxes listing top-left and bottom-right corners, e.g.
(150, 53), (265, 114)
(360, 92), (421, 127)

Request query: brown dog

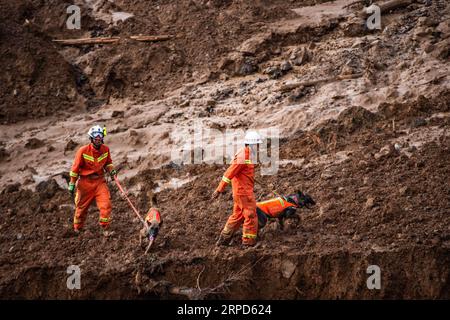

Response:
(139, 192), (163, 254)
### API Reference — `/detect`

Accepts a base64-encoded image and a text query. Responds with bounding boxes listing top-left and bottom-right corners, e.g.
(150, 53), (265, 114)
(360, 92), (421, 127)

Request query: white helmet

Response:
(244, 130), (262, 145)
(88, 125), (105, 139)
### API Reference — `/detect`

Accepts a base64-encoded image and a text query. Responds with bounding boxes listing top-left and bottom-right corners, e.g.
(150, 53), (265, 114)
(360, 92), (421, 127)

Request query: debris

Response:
(3, 183), (20, 194)
(374, 145), (392, 160)
(280, 61), (292, 72)
(25, 138), (45, 149)
(112, 110), (125, 118)
(365, 197), (376, 209)
(399, 186), (411, 196)
(360, 0), (414, 17)
(64, 139), (78, 153)
(129, 35), (173, 42)
(281, 260), (297, 279)
(53, 37), (121, 45)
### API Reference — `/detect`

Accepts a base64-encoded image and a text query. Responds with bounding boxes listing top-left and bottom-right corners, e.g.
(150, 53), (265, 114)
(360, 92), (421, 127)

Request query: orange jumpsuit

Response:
(216, 146), (257, 245)
(69, 144), (115, 231)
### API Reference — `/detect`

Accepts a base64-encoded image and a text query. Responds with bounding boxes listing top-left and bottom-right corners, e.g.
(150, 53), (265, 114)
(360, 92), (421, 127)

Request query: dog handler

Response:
(212, 130), (262, 247)
(68, 125), (117, 236)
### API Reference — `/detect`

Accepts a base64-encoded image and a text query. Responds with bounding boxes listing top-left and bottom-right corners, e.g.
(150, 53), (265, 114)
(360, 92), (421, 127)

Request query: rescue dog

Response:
(256, 190), (315, 230)
(139, 192), (163, 254)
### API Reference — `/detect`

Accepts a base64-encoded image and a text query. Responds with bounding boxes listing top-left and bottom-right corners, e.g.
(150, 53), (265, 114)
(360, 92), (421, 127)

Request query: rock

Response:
(0, 147), (9, 161)
(289, 86), (306, 102)
(321, 171), (333, 180)
(394, 143), (402, 151)
(430, 237), (440, 245)
(281, 260), (296, 279)
(3, 183), (20, 194)
(413, 26), (431, 39)
(25, 138), (44, 149)
(431, 38), (450, 60)
(340, 64), (354, 76)
(374, 145), (391, 160)
(112, 110), (125, 118)
(399, 186), (411, 196)
(365, 197), (376, 209)
(206, 99), (216, 107)
(64, 139), (78, 153)
(179, 100), (190, 108)
(240, 58), (258, 75)
(290, 46), (310, 66)
(436, 21), (450, 38)
(291, 58), (303, 66)
(412, 118), (427, 127)
(16, 233), (23, 240)
(47, 145), (55, 152)
(218, 52), (258, 76)
(264, 65), (283, 79)
(8, 246), (14, 253)
(129, 130), (138, 137)
(36, 179), (60, 199)
(211, 88), (234, 101)
(280, 61), (292, 72)
(342, 17), (366, 37)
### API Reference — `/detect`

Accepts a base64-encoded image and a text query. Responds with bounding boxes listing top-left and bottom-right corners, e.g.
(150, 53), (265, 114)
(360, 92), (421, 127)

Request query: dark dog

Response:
(256, 191), (315, 230)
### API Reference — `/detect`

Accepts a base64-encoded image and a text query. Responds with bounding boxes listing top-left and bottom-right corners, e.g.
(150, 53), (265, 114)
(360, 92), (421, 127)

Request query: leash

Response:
(113, 175), (146, 226)
(253, 176), (285, 200)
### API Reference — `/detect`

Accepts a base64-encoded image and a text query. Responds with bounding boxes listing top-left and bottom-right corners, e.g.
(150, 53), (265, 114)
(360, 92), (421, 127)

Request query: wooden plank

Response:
(129, 35), (173, 42)
(52, 37), (120, 45)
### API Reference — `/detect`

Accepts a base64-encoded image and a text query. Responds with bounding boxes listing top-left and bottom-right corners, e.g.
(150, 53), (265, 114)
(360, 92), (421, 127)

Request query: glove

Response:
(68, 182), (75, 195)
(110, 169), (117, 177)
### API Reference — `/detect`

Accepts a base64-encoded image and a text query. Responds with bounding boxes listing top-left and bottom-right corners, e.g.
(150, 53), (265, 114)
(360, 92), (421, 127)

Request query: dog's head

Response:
(288, 191), (316, 209)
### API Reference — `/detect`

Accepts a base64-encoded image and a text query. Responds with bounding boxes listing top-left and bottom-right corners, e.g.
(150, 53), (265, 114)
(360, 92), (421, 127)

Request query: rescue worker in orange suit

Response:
(212, 131), (262, 247)
(68, 125), (117, 236)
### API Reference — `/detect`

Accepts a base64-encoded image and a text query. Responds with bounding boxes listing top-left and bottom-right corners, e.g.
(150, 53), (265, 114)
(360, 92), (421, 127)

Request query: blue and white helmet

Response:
(88, 125), (105, 139)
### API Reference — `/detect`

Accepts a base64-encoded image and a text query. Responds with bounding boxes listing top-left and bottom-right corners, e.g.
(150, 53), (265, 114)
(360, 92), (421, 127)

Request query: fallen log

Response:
(53, 37), (120, 45)
(278, 73), (363, 92)
(129, 35), (173, 42)
(361, 0), (414, 16)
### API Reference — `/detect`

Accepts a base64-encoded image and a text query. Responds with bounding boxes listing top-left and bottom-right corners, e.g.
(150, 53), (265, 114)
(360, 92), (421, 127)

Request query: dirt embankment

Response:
(0, 0), (320, 124)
